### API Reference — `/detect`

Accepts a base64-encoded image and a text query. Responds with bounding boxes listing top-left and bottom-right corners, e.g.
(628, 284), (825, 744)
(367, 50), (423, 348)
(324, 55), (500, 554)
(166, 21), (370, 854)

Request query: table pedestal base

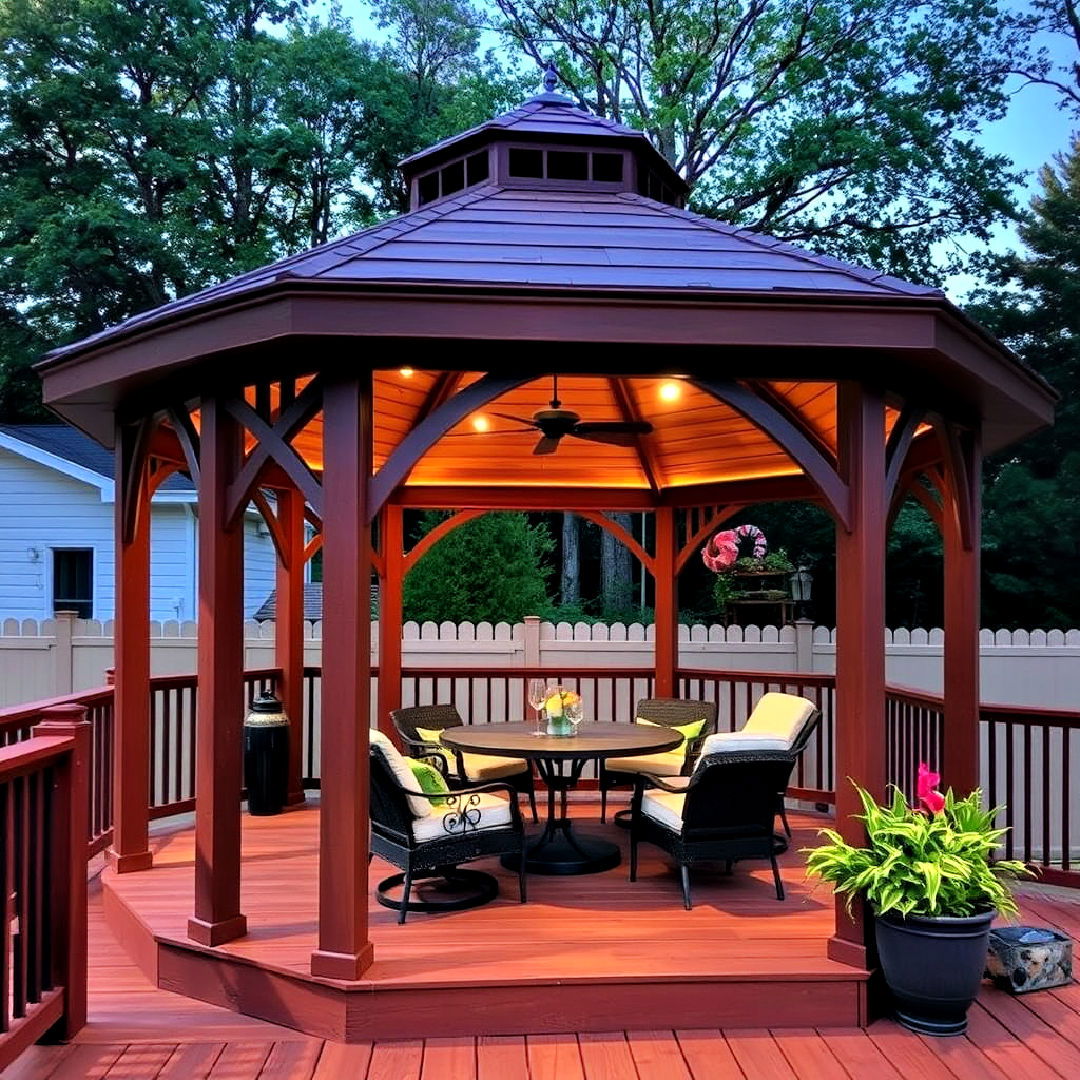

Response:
(501, 825), (620, 876)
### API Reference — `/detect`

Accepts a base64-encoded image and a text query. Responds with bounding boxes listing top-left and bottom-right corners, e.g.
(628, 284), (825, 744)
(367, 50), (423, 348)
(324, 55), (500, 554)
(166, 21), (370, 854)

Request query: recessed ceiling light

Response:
(659, 381), (682, 402)
(399, 366), (415, 378)
(472, 415), (490, 432)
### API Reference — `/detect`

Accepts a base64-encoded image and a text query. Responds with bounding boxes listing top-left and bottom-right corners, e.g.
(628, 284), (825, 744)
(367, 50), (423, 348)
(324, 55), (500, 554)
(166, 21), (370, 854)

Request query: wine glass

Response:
(565, 701), (583, 737)
(527, 678), (549, 737)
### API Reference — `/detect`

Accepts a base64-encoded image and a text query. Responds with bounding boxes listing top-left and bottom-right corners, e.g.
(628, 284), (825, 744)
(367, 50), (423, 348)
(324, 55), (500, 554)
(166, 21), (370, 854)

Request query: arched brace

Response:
(901, 473), (945, 530)
(117, 416), (155, 545)
(675, 504), (746, 574)
(224, 377), (325, 528)
(884, 403), (924, 504)
(575, 510), (655, 575)
(368, 372), (538, 519)
(250, 489), (290, 570)
(932, 418), (979, 552)
(403, 509), (487, 574)
(690, 377), (850, 530)
(166, 404), (201, 485)
(301, 528), (382, 575)
(147, 457), (180, 497)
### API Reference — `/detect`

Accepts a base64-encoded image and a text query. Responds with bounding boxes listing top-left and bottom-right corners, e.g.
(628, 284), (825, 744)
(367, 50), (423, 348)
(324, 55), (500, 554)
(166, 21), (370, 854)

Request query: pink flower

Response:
(702, 530), (739, 571)
(917, 762), (946, 814)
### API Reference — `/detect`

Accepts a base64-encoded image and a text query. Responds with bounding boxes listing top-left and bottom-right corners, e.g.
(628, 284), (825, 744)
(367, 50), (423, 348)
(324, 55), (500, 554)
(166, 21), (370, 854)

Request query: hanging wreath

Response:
(701, 523), (768, 572)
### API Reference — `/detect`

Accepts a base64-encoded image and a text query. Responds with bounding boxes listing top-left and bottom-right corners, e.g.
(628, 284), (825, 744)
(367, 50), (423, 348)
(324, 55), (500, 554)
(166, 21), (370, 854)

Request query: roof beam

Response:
(608, 377), (662, 493)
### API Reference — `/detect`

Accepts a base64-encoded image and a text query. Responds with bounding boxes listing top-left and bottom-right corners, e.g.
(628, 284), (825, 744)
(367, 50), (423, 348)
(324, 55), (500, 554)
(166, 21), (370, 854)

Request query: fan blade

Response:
(491, 411), (539, 429)
(573, 421), (653, 435)
(532, 436), (561, 456)
(569, 429), (639, 447)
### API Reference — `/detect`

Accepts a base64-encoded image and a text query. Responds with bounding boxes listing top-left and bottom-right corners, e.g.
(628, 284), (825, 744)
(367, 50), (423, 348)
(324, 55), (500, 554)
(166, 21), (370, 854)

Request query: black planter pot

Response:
(875, 908), (995, 1036)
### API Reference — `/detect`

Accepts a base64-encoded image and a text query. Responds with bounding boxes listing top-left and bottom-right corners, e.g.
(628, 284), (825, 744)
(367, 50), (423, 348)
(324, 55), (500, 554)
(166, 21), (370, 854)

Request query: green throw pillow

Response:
(415, 726), (457, 770)
(635, 716), (707, 759)
(406, 756), (451, 807)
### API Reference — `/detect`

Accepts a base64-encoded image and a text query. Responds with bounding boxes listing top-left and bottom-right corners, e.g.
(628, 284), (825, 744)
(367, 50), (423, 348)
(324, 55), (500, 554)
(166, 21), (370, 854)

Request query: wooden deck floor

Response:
(8, 878), (1080, 1079)
(99, 803), (871, 1037)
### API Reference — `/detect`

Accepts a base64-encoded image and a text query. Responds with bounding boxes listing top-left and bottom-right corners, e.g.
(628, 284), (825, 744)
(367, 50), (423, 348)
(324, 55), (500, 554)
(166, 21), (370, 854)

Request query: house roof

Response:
(0, 424), (194, 491)
(252, 582), (378, 622)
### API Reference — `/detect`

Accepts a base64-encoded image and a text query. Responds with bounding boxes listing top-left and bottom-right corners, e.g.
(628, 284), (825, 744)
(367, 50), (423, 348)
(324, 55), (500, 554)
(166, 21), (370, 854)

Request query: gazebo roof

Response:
(37, 90), (1055, 476)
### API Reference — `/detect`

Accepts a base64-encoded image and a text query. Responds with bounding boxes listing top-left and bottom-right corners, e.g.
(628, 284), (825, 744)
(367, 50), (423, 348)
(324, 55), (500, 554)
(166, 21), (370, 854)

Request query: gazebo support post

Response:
(276, 485), (307, 805)
(829, 382), (888, 969)
(942, 430), (982, 794)
(654, 507), (677, 697)
(187, 398), (248, 946)
(377, 504), (404, 739)
(311, 371), (374, 981)
(108, 426), (153, 873)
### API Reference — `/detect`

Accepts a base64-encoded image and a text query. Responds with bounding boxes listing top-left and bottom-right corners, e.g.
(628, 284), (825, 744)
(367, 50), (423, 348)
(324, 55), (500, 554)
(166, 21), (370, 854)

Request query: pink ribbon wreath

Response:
(701, 524), (768, 572)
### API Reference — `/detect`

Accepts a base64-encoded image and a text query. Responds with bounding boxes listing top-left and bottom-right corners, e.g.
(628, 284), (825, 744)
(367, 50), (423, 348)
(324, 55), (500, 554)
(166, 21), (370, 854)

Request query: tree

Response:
(559, 513), (580, 604)
(491, 0), (1027, 279)
(403, 511), (555, 623)
(1015, 0), (1080, 113)
(967, 136), (1080, 627)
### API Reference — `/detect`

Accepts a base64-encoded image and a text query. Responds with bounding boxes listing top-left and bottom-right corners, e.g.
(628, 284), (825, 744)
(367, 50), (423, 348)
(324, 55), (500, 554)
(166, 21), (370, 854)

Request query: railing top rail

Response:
(0, 734), (75, 782)
(0, 686), (111, 733)
(399, 665), (657, 677)
(677, 667), (836, 687)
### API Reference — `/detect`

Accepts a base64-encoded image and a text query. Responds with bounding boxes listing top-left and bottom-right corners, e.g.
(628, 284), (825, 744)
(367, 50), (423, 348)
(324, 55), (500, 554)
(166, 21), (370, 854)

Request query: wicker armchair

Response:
(629, 750), (797, 909)
(391, 704), (539, 823)
(370, 735), (527, 923)
(598, 698), (718, 823)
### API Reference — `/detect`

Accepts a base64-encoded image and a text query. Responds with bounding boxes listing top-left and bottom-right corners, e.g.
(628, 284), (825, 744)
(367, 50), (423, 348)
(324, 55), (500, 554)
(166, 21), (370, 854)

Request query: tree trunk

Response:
(560, 513), (580, 605)
(601, 512), (634, 614)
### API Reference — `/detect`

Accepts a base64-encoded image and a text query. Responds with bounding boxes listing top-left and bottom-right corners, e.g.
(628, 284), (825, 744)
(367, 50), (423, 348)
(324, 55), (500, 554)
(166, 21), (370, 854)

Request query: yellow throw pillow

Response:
(635, 716), (707, 759)
(415, 726), (456, 770)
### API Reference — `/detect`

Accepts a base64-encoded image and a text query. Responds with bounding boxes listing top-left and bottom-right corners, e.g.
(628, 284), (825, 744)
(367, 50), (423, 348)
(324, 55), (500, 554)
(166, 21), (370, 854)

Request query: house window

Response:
(53, 549), (93, 618)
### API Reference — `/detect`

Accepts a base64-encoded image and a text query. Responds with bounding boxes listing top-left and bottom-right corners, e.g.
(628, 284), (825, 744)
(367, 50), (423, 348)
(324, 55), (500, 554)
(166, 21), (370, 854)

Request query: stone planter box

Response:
(986, 926), (1073, 993)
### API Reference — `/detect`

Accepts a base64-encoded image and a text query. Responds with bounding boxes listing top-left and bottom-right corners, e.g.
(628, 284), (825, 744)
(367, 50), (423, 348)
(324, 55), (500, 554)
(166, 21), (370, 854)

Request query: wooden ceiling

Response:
(257, 371), (909, 492)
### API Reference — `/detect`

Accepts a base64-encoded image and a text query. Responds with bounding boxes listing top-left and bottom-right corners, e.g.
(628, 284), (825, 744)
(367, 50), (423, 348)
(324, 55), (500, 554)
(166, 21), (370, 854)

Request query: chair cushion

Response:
(370, 730), (431, 817)
(743, 692), (816, 743)
(415, 726), (457, 769)
(408, 758), (451, 806)
(460, 752), (529, 781)
(641, 790), (685, 833)
(698, 731), (793, 754)
(636, 717), (707, 760)
(411, 792), (514, 842)
(605, 751), (687, 776)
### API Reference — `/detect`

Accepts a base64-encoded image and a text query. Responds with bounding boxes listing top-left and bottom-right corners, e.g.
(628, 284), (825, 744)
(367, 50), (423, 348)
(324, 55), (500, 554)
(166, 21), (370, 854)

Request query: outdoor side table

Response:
(441, 722), (682, 875)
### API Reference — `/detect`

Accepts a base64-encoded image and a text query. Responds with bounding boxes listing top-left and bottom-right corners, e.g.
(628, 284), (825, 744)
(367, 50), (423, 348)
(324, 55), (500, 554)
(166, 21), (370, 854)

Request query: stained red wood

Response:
(768, 1029), (845, 1079)
(527, 1035), (585, 1080)
(188, 397), (247, 947)
(942, 424), (982, 793)
(674, 1029), (743, 1079)
(158, 1043), (226, 1079)
(109, 428), (152, 874)
(819, 1027), (901, 1078)
(626, 1029), (693, 1080)
(311, 373), (374, 980)
(476, 1036), (528, 1080)
(830, 383), (888, 964)
(653, 507), (676, 698)
(377, 505), (404, 738)
(310, 1040), (373, 1078)
(366, 1040), (422, 1080)
(419, 1037), (477, 1080)
(276, 486), (308, 806)
(723, 1029), (797, 1078)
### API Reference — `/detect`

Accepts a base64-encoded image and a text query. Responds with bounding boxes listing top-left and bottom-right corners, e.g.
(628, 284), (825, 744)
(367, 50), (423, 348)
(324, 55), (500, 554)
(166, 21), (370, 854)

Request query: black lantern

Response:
(790, 565), (813, 620)
(244, 691), (290, 816)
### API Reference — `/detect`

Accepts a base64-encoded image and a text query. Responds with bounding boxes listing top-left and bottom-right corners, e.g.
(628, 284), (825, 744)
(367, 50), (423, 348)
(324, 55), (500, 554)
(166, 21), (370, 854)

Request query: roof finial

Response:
(543, 60), (558, 94)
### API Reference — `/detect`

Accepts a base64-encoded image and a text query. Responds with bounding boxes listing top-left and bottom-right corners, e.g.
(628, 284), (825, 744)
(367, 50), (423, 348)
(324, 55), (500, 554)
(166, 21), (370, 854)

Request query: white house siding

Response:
(0, 447), (277, 621)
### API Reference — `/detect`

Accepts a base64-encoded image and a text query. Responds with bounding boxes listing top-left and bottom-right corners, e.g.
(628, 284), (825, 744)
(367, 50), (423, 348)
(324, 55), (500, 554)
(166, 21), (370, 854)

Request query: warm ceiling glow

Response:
(399, 366), (415, 378)
(659, 381), (682, 402)
(471, 415), (491, 432)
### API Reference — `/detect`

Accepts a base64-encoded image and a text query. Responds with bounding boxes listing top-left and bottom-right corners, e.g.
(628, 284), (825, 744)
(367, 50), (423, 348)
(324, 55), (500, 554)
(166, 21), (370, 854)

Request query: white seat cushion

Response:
(693, 693), (816, 766)
(460, 752), (529, 781)
(411, 792), (513, 842)
(370, 729), (431, 817)
(699, 731), (794, 754)
(641, 790), (685, 833)
(605, 751), (686, 776)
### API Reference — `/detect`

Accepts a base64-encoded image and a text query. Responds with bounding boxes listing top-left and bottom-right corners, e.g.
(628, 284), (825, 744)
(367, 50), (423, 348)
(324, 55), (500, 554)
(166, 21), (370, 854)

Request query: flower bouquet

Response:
(543, 686), (582, 736)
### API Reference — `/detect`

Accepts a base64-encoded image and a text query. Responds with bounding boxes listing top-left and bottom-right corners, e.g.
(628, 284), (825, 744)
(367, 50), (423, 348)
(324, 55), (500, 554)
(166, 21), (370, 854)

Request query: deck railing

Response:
(0, 722), (88, 1071)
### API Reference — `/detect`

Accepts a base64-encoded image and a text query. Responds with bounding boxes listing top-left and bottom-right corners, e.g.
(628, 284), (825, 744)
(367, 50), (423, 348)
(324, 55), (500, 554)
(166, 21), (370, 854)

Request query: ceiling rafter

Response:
(608, 377), (663, 494)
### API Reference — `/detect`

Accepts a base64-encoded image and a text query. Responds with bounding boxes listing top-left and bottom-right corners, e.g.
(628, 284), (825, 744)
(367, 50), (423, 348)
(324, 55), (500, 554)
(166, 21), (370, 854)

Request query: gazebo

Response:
(37, 80), (1055, 1036)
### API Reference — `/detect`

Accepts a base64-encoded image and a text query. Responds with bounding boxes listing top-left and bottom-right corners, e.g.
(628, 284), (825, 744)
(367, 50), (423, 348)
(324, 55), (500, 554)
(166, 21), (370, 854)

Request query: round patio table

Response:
(441, 722), (682, 876)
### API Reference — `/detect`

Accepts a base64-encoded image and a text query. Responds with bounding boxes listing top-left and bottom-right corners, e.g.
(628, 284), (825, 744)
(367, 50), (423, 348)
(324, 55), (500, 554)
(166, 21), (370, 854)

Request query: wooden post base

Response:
(286, 788), (307, 807)
(310, 944), (375, 982)
(105, 849), (154, 874)
(827, 935), (868, 969)
(187, 914), (248, 947)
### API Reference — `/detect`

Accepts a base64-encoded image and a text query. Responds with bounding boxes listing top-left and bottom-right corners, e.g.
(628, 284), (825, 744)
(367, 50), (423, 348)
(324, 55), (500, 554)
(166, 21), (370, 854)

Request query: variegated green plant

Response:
(804, 783), (1032, 918)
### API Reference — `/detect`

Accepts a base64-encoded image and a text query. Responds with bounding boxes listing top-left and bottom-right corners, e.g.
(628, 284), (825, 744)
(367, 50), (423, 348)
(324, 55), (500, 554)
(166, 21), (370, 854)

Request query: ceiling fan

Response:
(464, 376), (654, 456)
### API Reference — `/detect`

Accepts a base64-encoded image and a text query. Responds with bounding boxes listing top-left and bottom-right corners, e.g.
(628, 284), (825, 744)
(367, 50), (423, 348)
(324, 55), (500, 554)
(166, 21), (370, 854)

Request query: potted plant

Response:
(805, 764), (1031, 1036)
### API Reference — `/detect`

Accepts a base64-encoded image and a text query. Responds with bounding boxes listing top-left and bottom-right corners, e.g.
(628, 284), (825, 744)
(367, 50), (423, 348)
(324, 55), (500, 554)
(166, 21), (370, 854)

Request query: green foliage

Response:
(967, 135), (1080, 627)
(493, 0), (1027, 279)
(403, 511), (554, 623)
(805, 783), (1031, 919)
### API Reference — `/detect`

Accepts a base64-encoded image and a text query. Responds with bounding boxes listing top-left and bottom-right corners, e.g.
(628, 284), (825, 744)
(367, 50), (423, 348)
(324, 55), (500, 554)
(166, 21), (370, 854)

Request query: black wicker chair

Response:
(370, 739), (527, 923)
(391, 703), (539, 823)
(598, 697), (719, 823)
(629, 750), (798, 909)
